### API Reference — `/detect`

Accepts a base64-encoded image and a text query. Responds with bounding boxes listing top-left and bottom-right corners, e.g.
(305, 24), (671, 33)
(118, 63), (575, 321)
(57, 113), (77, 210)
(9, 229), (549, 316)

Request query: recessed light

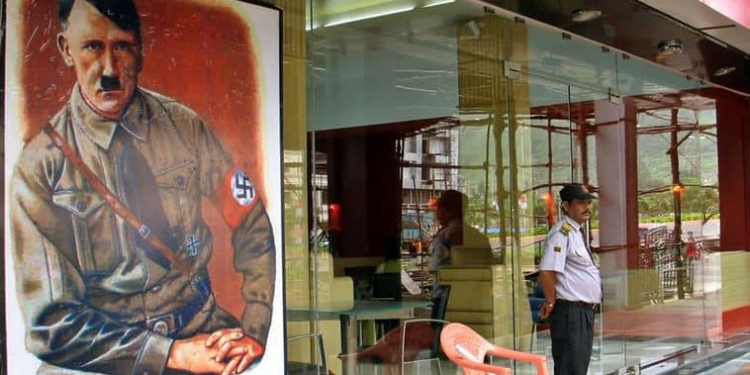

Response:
(657, 39), (683, 54)
(571, 8), (602, 22)
(714, 66), (736, 76)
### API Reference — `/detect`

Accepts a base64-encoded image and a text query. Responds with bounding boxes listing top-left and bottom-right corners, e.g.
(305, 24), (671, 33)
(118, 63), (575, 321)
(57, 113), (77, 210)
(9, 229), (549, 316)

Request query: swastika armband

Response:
(214, 167), (259, 230)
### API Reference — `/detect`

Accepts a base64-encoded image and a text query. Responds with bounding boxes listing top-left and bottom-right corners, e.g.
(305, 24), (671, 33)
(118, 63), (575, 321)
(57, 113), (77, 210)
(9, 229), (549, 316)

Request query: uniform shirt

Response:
(428, 219), (459, 272)
(10, 86), (276, 375)
(538, 215), (601, 304)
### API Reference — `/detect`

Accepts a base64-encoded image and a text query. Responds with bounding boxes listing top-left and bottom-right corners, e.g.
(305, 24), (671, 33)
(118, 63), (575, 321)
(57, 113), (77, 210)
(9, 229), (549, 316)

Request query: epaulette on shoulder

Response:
(560, 221), (573, 235)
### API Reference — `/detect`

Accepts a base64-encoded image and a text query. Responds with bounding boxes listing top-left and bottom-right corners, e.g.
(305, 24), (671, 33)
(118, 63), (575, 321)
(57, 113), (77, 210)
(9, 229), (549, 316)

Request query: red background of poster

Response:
(17, 0), (268, 318)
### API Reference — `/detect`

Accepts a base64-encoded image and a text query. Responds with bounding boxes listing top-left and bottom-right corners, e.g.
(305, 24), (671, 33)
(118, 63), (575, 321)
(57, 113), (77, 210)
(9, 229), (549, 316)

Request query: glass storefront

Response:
(281, 0), (731, 374)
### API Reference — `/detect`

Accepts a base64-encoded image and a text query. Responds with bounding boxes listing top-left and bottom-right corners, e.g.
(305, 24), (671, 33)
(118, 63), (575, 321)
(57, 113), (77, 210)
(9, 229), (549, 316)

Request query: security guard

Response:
(538, 183), (601, 375)
(9, 0), (274, 374)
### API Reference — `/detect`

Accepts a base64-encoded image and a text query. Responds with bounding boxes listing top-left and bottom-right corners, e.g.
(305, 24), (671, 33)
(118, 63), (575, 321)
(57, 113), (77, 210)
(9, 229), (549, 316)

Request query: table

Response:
(287, 299), (432, 374)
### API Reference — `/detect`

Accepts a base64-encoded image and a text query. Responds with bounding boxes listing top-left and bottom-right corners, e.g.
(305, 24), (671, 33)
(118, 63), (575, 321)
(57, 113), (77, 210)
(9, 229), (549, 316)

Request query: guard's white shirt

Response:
(538, 215), (602, 304)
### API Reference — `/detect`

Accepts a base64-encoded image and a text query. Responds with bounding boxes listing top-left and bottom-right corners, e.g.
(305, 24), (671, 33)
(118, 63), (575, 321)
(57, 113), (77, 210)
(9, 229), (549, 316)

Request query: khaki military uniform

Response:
(10, 86), (275, 375)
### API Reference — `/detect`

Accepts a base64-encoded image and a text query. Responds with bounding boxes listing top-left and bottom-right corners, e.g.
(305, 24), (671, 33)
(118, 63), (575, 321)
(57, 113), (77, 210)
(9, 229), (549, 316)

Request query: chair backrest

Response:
(399, 318), (451, 375)
(440, 322), (501, 375)
(372, 272), (402, 301)
(441, 322), (550, 375)
(528, 284), (546, 324)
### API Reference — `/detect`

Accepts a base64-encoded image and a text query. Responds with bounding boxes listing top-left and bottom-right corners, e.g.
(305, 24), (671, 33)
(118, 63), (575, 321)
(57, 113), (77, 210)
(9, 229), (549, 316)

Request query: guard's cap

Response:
(559, 183), (597, 201)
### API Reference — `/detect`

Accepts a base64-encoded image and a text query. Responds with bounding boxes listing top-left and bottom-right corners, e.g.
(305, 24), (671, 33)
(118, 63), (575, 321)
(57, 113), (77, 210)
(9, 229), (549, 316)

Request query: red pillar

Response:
(716, 95), (750, 251)
(715, 92), (750, 334)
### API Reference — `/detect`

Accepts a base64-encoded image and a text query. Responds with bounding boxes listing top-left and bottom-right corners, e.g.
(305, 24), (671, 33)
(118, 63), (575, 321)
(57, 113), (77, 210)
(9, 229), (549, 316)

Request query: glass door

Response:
(456, 1), (621, 372)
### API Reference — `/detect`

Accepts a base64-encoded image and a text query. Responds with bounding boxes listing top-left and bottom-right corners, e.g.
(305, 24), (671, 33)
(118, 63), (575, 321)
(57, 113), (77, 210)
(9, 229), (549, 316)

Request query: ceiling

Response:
(309, 0), (750, 96)
(482, 0), (750, 96)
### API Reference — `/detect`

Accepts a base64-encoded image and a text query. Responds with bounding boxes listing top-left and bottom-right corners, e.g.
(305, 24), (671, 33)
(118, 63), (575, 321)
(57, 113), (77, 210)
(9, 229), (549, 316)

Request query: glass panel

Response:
(514, 13), (619, 375)
(616, 51), (715, 373)
(301, 1), (727, 374)
(691, 84), (722, 361)
(452, 6), (544, 373)
(305, 2), (497, 374)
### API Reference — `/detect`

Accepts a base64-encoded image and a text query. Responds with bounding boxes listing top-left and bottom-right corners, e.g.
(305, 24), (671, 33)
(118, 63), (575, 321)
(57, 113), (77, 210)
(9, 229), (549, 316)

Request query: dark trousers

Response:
(549, 301), (595, 375)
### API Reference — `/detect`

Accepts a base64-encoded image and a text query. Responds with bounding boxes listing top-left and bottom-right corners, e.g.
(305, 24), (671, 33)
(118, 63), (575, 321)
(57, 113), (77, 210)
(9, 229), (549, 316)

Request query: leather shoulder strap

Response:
(44, 123), (190, 275)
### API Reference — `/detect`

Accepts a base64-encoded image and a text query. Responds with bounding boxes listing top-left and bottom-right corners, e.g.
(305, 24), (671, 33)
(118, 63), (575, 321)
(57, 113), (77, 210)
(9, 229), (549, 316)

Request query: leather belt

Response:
(142, 293), (207, 337)
(139, 276), (212, 337)
(556, 299), (597, 310)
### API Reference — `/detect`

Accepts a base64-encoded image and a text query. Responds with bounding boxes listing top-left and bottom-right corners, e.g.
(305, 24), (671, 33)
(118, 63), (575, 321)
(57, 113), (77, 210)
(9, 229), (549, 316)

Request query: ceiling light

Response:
(571, 8), (602, 22)
(714, 66), (736, 76)
(323, 6), (415, 27)
(423, 0), (454, 7)
(465, 20), (481, 38)
(657, 39), (683, 55)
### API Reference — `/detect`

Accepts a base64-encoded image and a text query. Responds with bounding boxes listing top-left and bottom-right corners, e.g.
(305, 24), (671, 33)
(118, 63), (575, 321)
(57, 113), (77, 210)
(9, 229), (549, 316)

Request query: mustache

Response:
(100, 76), (122, 91)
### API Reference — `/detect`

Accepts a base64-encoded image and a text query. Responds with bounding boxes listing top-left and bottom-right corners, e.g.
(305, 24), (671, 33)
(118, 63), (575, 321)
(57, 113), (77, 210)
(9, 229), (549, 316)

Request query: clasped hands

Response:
(167, 327), (263, 375)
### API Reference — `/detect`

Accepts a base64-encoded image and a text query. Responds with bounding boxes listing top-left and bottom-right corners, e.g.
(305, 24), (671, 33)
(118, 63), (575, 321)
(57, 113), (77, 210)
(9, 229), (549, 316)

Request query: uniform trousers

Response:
(549, 300), (595, 375)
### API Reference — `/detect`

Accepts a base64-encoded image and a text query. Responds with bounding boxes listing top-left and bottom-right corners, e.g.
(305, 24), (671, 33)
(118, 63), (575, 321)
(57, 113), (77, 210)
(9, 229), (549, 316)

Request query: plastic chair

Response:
(287, 332), (330, 375)
(399, 285), (452, 375)
(341, 285), (452, 374)
(440, 322), (550, 375)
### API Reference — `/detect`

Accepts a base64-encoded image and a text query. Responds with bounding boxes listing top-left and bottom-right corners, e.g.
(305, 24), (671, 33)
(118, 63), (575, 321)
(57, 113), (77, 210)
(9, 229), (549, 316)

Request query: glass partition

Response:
(612, 51), (717, 373)
(293, 0), (725, 374)
(514, 24), (621, 372)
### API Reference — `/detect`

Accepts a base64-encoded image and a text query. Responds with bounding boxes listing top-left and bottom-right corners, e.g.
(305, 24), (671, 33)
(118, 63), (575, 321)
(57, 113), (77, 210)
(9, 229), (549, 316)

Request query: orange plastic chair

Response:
(440, 323), (550, 375)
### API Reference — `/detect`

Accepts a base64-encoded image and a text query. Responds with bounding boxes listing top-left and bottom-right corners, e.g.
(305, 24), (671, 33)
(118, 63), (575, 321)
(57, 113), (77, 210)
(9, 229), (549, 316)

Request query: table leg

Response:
(340, 315), (358, 375)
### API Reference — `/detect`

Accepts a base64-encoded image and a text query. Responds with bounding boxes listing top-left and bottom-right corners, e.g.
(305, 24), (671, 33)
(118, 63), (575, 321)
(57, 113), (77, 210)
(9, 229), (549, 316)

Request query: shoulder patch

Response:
(560, 221), (573, 235)
(554, 246), (562, 253)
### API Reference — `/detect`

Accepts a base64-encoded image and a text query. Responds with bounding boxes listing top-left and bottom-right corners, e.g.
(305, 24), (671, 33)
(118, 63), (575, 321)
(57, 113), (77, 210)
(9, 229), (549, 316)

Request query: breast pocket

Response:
(568, 245), (591, 266)
(52, 190), (114, 274)
(153, 160), (197, 227)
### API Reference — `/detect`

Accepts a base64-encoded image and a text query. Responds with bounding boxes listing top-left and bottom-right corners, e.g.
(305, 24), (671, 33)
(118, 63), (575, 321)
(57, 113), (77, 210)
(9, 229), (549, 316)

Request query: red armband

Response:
(213, 167), (259, 230)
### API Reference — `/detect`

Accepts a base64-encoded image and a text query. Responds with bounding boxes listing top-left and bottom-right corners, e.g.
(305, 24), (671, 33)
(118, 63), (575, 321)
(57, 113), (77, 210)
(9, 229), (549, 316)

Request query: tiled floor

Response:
(357, 330), (750, 375)
(643, 335), (750, 375)
(696, 352), (750, 375)
(347, 253), (745, 375)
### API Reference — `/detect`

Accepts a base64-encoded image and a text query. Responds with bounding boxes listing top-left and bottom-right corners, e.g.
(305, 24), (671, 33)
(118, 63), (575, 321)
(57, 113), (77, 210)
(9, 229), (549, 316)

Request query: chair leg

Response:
(432, 358), (443, 375)
(531, 322), (537, 352)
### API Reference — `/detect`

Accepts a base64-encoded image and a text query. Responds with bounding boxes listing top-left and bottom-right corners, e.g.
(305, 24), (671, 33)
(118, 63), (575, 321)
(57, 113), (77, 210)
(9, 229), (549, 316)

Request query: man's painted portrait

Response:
(4, 0), (284, 374)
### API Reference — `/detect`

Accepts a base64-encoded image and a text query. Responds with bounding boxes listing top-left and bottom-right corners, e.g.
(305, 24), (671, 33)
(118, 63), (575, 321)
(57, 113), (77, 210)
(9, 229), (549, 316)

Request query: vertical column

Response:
(716, 95), (750, 251)
(365, 133), (402, 255)
(456, 14), (534, 349)
(328, 135), (369, 257)
(715, 91), (750, 335)
(328, 132), (401, 258)
(594, 98), (640, 308)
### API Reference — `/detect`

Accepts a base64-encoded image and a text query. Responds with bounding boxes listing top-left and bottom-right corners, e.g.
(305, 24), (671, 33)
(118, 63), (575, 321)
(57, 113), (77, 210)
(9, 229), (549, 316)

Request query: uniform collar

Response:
(70, 85), (150, 149)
